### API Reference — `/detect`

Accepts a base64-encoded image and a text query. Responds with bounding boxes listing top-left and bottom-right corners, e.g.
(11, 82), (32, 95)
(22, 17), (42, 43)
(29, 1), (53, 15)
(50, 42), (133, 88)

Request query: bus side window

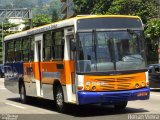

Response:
(14, 39), (22, 62)
(29, 36), (34, 61)
(52, 30), (64, 60)
(43, 32), (52, 61)
(7, 41), (14, 62)
(22, 38), (30, 62)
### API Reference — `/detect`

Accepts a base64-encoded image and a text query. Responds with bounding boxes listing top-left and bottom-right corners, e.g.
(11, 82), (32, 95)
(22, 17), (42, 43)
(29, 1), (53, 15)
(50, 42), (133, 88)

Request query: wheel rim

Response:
(56, 89), (63, 107)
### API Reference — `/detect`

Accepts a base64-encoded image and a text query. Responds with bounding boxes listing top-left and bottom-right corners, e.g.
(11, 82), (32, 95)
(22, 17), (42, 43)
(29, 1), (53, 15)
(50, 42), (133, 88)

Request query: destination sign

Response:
(27, 24), (58, 35)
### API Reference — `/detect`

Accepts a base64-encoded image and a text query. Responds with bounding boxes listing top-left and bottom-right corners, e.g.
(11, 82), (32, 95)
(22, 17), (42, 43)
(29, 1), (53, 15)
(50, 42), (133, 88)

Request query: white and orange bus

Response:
(4, 15), (150, 112)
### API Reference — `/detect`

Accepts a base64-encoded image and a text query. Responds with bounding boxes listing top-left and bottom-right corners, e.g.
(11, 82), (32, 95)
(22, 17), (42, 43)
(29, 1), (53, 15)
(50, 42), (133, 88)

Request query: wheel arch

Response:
(53, 79), (68, 113)
(53, 80), (62, 97)
(52, 80), (67, 102)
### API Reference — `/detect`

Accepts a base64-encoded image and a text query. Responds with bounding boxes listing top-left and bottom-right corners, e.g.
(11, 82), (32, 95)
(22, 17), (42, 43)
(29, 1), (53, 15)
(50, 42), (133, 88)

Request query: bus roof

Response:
(4, 15), (141, 41)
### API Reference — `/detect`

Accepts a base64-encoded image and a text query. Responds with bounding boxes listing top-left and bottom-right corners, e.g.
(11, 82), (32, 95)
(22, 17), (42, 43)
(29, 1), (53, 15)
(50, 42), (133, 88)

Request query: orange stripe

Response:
(23, 62), (40, 81)
(64, 60), (75, 84)
(23, 60), (75, 85)
(41, 61), (65, 84)
(34, 62), (41, 80)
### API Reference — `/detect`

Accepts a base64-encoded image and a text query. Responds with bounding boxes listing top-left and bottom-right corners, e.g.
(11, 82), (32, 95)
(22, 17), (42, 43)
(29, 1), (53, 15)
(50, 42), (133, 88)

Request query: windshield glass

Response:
(77, 30), (146, 73)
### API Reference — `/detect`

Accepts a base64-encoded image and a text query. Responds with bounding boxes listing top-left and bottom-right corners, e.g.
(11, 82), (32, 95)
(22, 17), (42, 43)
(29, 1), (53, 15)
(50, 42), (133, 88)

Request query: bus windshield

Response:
(76, 30), (146, 73)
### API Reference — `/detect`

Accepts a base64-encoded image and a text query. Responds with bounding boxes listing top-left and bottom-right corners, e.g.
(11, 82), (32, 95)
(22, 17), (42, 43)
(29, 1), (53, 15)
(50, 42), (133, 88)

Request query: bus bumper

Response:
(77, 87), (150, 105)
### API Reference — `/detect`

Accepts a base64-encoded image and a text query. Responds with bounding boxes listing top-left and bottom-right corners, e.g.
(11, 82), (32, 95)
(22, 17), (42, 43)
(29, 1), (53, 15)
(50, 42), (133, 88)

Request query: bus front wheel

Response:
(55, 86), (66, 113)
(19, 82), (27, 104)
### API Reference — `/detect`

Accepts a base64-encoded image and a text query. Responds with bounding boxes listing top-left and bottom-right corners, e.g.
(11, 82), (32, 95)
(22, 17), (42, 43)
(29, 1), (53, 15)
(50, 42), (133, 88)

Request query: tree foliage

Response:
(144, 19), (160, 64)
(73, 0), (113, 15)
(73, 0), (158, 24)
(107, 0), (158, 23)
(24, 14), (52, 30)
(32, 14), (52, 27)
(0, 22), (18, 38)
(0, 23), (18, 31)
(145, 19), (160, 42)
(52, 9), (59, 22)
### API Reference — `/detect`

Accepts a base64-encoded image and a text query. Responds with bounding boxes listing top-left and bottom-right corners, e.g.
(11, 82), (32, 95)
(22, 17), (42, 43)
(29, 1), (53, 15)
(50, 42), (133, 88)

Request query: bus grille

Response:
(84, 72), (146, 91)
(95, 77), (134, 91)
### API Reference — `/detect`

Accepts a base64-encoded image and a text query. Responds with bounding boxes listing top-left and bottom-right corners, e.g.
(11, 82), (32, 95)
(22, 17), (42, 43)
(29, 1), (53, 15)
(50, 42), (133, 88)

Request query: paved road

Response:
(0, 78), (160, 120)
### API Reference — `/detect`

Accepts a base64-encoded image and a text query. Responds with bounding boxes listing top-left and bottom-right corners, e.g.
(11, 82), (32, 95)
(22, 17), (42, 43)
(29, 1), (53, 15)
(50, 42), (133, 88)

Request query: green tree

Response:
(107, 0), (158, 24)
(52, 9), (59, 22)
(145, 19), (160, 63)
(24, 14), (52, 30)
(145, 19), (160, 42)
(32, 14), (52, 27)
(73, 0), (158, 24)
(73, 0), (113, 15)
(33, 0), (61, 18)
(50, 0), (62, 21)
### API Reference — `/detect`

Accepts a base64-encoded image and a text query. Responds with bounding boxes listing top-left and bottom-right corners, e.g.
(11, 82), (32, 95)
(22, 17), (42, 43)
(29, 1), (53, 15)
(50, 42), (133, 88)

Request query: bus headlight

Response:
(86, 81), (91, 86)
(141, 82), (145, 87)
(135, 83), (139, 88)
(92, 86), (96, 91)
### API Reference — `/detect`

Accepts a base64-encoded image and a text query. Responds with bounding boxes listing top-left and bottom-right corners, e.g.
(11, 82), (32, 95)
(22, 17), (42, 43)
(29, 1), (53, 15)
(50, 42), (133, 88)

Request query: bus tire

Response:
(114, 101), (128, 112)
(54, 85), (66, 113)
(19, 82), (27, 104)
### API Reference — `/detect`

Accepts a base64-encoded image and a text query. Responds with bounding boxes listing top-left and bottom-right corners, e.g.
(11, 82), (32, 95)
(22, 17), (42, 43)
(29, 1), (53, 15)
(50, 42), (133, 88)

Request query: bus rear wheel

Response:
(19, 82), (27, 104)
(55, 86), (66, 113)
(114, 101), (128, 112)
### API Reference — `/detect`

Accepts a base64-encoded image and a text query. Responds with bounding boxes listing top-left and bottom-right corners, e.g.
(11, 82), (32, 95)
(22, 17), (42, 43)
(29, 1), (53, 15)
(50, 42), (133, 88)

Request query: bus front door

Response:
(64, 28), (76, 103)
(34, 34), (43, 97)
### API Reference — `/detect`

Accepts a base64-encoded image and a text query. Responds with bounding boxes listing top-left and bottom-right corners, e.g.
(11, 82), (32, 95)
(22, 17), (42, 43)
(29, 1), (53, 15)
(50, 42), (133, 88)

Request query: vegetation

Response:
(145, 19), (160, 63)
(24, 14), (52, 30)
(73, 0), (158, 24)
(145, 19), (160, 43)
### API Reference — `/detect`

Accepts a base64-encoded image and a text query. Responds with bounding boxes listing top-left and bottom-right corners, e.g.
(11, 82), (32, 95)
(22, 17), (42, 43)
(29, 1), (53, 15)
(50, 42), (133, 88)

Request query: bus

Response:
(4, 15), (150, 113)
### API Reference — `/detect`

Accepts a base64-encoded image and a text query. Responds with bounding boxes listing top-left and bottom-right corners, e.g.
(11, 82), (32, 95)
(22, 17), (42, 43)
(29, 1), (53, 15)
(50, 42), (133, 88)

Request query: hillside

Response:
(0, 0), (61, 17)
